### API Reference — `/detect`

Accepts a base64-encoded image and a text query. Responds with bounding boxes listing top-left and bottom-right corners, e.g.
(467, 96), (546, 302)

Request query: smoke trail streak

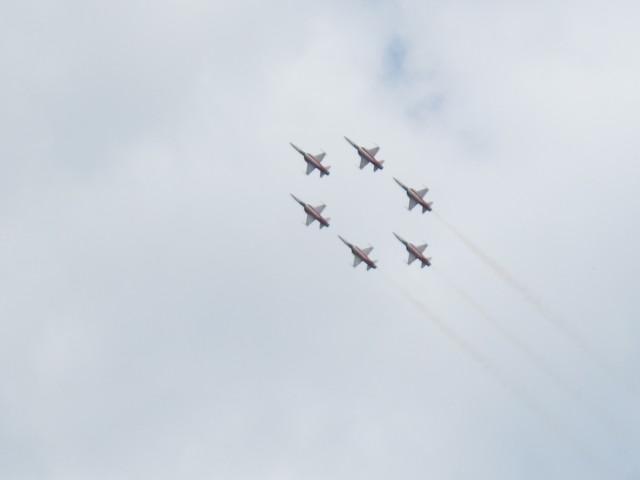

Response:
(382, 273), (608, 472)
(434, 266), (634, 445)
(434, 212), (638, 400)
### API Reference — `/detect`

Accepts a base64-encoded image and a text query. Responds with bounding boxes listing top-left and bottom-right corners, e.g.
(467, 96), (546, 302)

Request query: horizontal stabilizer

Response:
(319, 218), (330, 228)
(320, 165), (331, 177)
(421, 257), (432, 268)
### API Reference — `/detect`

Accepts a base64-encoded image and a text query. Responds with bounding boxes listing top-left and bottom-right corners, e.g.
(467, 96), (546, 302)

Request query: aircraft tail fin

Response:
(320, 165), (331, 177)
(422, 201), (433, 213)
(374, 160), (385, 171)
(421, 257), (432, 268)
(319, 218), (330, 229)
(367, 261), (377, 270)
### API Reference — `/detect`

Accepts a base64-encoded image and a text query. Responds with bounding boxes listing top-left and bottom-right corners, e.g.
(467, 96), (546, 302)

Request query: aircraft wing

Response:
(416, 243), (428, 252)
(359, 157), (369, 169)
(361, 246), (373, 255)
(353, 256), (363, 267)
(408, 198), (418, 210)
(314, 204), (326, 213)
(367, 146), (379, 156)
(416, 187), (429, 197)
(314, 152), (326, 161)
(305, 163), (315, 175)
(305, 214), (315, 225)
(408, 253), (417, 264)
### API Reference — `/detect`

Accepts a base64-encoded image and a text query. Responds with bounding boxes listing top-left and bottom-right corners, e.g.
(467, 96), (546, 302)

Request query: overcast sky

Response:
(2, 1), (640, 479)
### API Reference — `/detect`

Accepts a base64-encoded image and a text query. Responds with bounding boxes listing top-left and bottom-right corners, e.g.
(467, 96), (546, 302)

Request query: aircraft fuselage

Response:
(408, 188), (432, 211)
(304, 204), (330, 228)
(290, 143), (330, 176)
(357, 147), (384, 170)
(352, 245), (377, 270)
(406, 243), (431, 266)
(304, 153), (330, 176)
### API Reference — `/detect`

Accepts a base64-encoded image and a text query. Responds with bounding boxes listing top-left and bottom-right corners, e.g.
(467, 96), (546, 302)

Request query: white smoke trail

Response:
(434, 212), (639, 402)
(382, 272), (609, 472)
(434, 266), (634, 446)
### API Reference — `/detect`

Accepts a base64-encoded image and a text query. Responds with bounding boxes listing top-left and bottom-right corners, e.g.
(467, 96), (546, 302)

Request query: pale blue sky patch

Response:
(383, 36), (408, 82)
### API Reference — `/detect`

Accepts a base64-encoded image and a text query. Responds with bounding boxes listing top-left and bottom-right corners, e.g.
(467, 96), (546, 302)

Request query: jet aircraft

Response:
(393, 178), (433, 212)
(291, 194), (330, 229)
(290, 143), (331, 177)
(344, 137), (385, 171)
(393, 233), (431, 268)
(338, 236), (377, 270)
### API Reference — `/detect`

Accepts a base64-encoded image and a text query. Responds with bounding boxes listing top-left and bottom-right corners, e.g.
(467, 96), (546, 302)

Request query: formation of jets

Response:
(290, 138), (433, 270)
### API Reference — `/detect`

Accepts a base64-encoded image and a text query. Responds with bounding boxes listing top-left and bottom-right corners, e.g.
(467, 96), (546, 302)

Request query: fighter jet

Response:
(290, 143), (331, 177)
(291, 194), (330, 229)
(338, 236), (377, 270)
(394, 178), (433, 213)
(344, 137), (385, 171)
(393, 233), (431, 268)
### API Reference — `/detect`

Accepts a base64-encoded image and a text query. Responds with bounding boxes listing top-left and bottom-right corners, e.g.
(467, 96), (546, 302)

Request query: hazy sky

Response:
(2, 1), (639, 479)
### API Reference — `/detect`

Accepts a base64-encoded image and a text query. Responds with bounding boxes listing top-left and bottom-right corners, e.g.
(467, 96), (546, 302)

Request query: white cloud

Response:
(1, 1), (639, 479)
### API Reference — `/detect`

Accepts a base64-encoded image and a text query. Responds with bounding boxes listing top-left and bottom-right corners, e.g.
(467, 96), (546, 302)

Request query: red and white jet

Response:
(344, 136), (385, 171)
(393, 233), (431, 268)
(394, 178), (433, 213)
(290, 143), (331, 177)
(338, 236), (377, 270)
(291, 194), (330, 229)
